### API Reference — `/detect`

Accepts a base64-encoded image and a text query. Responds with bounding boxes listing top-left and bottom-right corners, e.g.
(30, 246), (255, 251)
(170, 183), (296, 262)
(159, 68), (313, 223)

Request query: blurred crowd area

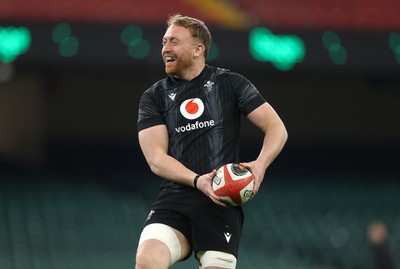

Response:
(1, 0), (400, 30)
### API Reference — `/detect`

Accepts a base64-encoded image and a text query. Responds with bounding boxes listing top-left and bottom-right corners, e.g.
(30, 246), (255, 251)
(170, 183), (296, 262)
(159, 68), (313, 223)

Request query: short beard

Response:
(165, 57), (192, 79)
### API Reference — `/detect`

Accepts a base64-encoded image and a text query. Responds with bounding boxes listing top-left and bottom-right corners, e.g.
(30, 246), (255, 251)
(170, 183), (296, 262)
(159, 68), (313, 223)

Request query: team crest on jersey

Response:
(180, 98), (204, 120)
(204, 80), (214, 92)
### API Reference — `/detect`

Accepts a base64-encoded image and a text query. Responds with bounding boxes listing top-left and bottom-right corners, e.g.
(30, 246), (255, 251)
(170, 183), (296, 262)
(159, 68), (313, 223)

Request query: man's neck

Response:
(177, 62), (206, 81)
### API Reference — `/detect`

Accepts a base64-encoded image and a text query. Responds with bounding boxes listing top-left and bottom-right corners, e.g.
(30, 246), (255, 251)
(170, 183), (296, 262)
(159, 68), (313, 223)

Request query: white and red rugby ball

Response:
(212, 163), (254, 206)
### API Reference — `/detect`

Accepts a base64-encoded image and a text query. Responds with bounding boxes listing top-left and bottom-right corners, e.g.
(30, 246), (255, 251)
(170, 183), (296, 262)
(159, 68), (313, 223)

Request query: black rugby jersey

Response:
(137, 65), (266, 190)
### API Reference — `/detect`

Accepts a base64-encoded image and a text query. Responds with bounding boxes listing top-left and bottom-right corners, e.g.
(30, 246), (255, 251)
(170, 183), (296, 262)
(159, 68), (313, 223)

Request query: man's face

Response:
(162, 25), (198, 78)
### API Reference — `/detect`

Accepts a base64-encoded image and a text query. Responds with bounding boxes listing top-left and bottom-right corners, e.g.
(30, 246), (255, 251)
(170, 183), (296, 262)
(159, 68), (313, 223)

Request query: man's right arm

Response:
(138, 124), (224, 206)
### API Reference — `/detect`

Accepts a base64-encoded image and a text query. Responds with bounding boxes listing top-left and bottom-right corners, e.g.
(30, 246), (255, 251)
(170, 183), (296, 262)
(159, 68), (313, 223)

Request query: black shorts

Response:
(143, 188), (244, 260)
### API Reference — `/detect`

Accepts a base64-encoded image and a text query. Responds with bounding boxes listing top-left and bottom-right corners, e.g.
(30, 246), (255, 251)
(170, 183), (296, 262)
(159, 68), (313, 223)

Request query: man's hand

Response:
(196, 169), (227, 207)
(240, 161), (266, 200)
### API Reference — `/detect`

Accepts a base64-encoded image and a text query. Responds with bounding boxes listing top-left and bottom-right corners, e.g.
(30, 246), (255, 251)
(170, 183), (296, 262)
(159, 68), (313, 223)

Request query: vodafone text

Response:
(175, 120), (215, 133)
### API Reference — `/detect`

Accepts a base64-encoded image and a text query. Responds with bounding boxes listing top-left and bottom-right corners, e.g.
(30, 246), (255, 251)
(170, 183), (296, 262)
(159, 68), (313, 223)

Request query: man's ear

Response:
(194, 44), (206, 58)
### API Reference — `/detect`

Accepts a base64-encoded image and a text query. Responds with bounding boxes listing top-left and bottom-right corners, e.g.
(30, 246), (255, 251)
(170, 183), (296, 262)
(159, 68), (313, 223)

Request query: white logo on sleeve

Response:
(179, 98), (204, 120)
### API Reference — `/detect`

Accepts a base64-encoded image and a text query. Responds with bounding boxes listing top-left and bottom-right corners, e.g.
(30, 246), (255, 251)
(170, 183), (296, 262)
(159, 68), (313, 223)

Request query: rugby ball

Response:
(212, 163), (254, 206)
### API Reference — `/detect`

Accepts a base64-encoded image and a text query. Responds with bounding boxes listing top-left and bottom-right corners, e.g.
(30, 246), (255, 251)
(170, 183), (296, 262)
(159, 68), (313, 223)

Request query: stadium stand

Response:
(235, 0), (400, 30)
(1, 0), (399, 30)
(1, 172), (399, 269)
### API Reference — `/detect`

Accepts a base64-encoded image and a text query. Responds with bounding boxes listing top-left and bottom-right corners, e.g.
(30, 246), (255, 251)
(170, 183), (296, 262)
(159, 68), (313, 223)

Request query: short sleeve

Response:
(227, 72), (266, 116)
(137, 88), (165, 132)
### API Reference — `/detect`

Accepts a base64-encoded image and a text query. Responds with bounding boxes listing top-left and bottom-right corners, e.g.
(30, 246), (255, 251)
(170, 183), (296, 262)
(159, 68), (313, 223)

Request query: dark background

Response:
(1, 29), (399, 178)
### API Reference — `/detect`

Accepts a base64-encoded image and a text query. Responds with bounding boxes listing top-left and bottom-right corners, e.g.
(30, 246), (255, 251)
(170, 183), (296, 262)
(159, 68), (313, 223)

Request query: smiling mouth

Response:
(165, 56), (177, 63)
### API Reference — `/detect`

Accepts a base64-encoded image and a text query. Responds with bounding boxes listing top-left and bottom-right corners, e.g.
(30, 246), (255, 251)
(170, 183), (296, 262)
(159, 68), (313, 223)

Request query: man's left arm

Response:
(241, 102), (288, 198)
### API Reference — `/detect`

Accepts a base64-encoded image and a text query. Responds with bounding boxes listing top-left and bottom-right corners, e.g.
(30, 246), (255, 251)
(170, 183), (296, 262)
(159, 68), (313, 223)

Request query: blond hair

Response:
(167, 14), (212, 58)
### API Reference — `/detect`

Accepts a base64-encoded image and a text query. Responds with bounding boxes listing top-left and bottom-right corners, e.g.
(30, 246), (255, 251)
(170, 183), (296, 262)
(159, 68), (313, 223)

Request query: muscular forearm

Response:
(147, 152), (198, 187)
(240, 119), (287, 198)
(257, 120), (288, 170)
(139, 125), (198, 187)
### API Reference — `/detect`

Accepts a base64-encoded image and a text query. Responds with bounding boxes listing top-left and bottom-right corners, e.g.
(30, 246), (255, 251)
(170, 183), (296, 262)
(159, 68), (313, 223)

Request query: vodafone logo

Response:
(179, 98), (204, 120)
(176, 98), (214, 133)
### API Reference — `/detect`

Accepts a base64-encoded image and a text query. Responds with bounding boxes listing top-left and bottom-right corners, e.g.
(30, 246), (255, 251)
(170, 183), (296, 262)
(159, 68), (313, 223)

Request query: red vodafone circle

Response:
(180, 98), (204, 120)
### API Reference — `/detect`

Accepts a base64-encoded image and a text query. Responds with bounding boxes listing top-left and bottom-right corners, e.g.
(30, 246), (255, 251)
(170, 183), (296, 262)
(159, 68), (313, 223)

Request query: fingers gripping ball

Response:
(212, 163), (254, 206)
